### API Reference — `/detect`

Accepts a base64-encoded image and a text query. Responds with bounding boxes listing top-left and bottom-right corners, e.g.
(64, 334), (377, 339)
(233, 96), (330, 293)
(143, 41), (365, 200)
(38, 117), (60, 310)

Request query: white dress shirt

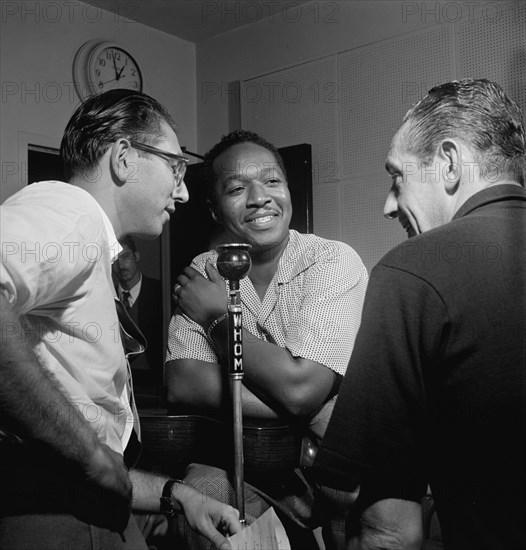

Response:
(0, 181), (135, 454)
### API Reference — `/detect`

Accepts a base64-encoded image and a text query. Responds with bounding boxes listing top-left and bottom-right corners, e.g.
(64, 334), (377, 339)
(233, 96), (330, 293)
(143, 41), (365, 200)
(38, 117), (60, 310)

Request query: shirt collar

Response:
(118, 274), (142, 302)
(275, 230), (316, 284)
(453, 183), (526, 221)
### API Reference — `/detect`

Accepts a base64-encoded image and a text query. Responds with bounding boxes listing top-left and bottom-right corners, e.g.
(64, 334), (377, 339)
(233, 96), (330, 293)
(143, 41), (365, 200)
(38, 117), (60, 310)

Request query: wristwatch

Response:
(160, 478), (185, 517)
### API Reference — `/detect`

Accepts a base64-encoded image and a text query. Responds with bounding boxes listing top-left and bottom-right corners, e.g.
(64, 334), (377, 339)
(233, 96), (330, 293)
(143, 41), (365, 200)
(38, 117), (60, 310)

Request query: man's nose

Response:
(247, 182), (271, 207)
(173, 179), (189, 203)
(383, 188), (398, 220)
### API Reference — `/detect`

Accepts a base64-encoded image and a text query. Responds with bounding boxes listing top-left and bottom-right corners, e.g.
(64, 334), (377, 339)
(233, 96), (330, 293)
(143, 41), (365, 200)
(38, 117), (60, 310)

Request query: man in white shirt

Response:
(0, 89), (241, 550)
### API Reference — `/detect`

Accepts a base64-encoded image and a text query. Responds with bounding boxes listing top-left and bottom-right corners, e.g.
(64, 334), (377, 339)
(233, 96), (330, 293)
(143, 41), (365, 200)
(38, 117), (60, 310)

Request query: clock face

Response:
(89, 46), (143, 95)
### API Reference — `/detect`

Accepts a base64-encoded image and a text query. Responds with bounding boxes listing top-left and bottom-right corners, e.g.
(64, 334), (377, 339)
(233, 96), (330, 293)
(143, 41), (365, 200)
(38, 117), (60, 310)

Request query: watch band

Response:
(206, 313), (228, 340)
(160, 478), (185, 517)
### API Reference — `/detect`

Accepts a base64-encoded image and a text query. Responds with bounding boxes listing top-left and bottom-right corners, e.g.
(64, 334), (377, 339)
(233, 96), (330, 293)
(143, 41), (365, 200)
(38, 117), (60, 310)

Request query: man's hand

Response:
(83, 443), (132, 532)
(348, 498), (423, 550)
(173, 261), (227, 328)
(177, 484), (242, 550)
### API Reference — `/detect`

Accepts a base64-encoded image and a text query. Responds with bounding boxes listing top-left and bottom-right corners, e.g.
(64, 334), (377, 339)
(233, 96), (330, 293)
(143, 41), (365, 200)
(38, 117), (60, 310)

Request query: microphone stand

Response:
(216, 243), (252, 526)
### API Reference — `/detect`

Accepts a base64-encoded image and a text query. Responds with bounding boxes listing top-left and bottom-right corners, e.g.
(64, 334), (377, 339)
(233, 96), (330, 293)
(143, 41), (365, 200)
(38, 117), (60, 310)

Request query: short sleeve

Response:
(0, 184), (106, 315)
(166, 311), (219, 363)
(165, 251), (220, 364)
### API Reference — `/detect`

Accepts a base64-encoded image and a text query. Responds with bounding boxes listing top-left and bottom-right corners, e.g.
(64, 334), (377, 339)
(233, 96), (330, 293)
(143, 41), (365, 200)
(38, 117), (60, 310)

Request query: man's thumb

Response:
(206, 260), (224, 282)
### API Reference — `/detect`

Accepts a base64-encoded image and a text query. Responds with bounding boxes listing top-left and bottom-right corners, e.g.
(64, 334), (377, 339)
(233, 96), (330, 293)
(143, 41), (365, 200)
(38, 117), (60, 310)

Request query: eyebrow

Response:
(221, 166), (283, 184)
(385, 160), (399, 174)
(221, 174), (244, 185)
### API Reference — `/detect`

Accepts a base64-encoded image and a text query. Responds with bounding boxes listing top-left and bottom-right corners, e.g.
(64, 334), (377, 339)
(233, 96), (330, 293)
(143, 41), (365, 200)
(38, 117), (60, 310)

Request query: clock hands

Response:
(98, 68), (130, 87)
(111, 54), (126, 81)
(112, 56), (119, 79)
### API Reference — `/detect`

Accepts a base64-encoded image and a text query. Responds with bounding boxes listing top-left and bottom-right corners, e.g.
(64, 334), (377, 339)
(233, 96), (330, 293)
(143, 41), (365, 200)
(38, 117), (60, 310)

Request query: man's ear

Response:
(439, 140), (461, 193)
(111, 139), (135, 183)
(207, 199), (220, 223)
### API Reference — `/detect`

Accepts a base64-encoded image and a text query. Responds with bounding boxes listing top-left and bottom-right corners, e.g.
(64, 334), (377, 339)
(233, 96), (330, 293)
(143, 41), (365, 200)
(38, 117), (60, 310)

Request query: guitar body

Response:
(138, 412), (301, 476)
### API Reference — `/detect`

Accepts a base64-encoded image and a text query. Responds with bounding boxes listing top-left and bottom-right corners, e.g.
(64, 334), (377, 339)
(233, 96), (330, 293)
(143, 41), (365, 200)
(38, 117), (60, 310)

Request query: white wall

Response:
(0, 0), (197, 203)
(195, 0), (525, 270)
(195, 0), (446, 152)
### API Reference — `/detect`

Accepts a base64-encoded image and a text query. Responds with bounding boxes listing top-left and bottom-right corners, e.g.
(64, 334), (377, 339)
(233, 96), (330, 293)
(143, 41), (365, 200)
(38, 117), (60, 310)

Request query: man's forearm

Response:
(210, 320), (334, 417)
(165, 358), (279, 419)
(1, 295), (103, 467)
(129, 469), (170, 513)
(129, 469), (196, 514)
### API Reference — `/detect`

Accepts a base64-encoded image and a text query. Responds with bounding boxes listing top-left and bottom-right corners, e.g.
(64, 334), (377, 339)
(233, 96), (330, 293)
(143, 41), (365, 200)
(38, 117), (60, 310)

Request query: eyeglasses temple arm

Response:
(181, 146), (205, 160)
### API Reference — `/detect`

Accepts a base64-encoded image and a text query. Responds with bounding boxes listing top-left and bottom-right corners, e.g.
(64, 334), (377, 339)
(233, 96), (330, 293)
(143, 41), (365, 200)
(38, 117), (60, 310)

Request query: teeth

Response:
(251, 215), (273, 224)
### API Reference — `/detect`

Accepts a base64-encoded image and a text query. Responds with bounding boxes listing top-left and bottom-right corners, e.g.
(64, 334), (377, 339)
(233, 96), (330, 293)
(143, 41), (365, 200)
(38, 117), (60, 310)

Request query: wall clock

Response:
(73, 40), (143, 100)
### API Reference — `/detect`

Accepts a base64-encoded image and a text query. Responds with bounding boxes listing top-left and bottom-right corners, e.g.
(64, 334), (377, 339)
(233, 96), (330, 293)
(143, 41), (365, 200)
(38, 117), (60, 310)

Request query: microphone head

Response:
(216, 243), (252, 282)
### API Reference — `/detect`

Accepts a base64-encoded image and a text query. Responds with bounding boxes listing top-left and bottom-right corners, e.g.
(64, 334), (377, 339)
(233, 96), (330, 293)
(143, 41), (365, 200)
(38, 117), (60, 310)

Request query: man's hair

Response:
(403, 79), (525, 185)
(60, 89), (178, 180)
(202, 130), (287, 201)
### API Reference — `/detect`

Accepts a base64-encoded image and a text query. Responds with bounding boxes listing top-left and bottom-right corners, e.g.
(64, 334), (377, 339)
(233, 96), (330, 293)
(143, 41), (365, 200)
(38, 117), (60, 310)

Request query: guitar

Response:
(137, 411), (302, 476)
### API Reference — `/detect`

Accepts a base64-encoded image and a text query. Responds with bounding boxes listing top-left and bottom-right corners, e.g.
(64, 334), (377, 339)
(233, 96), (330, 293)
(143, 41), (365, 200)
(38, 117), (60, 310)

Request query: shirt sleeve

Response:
(285, 241), (368, 375)
(0, 191), (106, 315)
(165, 253), (220, 364)
(313, 262), (448, 498)
(165, 310), (219, 363)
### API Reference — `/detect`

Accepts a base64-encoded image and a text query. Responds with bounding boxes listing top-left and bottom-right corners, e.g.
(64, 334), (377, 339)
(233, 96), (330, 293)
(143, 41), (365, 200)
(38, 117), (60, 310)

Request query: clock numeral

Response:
(98, 58), (106, 67)
(107, 50), (121, 62)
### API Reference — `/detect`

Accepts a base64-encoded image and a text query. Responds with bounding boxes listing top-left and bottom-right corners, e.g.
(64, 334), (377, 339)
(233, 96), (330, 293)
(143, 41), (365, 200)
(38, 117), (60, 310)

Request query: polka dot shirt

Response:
(166, 230), (368, 376)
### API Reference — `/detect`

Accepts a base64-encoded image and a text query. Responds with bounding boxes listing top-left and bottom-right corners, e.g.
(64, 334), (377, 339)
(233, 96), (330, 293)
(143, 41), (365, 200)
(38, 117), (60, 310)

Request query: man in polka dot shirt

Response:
(166, 130), (368, 550)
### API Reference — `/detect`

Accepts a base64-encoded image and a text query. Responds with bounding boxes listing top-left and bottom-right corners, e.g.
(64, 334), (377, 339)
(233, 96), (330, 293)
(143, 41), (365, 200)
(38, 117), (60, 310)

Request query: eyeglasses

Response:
(129, 140), (189, 185)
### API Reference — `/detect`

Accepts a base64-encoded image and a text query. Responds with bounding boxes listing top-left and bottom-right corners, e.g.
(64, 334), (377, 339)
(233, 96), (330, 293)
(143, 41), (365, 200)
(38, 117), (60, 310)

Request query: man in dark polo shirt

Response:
(314, 79), (526, 550)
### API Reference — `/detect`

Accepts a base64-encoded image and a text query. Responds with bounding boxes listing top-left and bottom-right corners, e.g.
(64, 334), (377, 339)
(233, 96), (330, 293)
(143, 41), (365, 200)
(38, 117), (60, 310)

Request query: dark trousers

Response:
(0, 513), (148, 550)
(0, 443), (147, 550)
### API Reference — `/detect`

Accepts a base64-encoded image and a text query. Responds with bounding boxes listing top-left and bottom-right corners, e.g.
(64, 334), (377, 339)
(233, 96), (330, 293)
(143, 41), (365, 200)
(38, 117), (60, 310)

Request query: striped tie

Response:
(114, 297), (147, 468)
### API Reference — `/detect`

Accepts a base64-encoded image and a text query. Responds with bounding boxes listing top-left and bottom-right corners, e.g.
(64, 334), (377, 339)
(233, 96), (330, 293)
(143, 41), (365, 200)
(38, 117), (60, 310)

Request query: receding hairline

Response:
(213, 141), (283, 167)
(211, 142), (286, 181)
